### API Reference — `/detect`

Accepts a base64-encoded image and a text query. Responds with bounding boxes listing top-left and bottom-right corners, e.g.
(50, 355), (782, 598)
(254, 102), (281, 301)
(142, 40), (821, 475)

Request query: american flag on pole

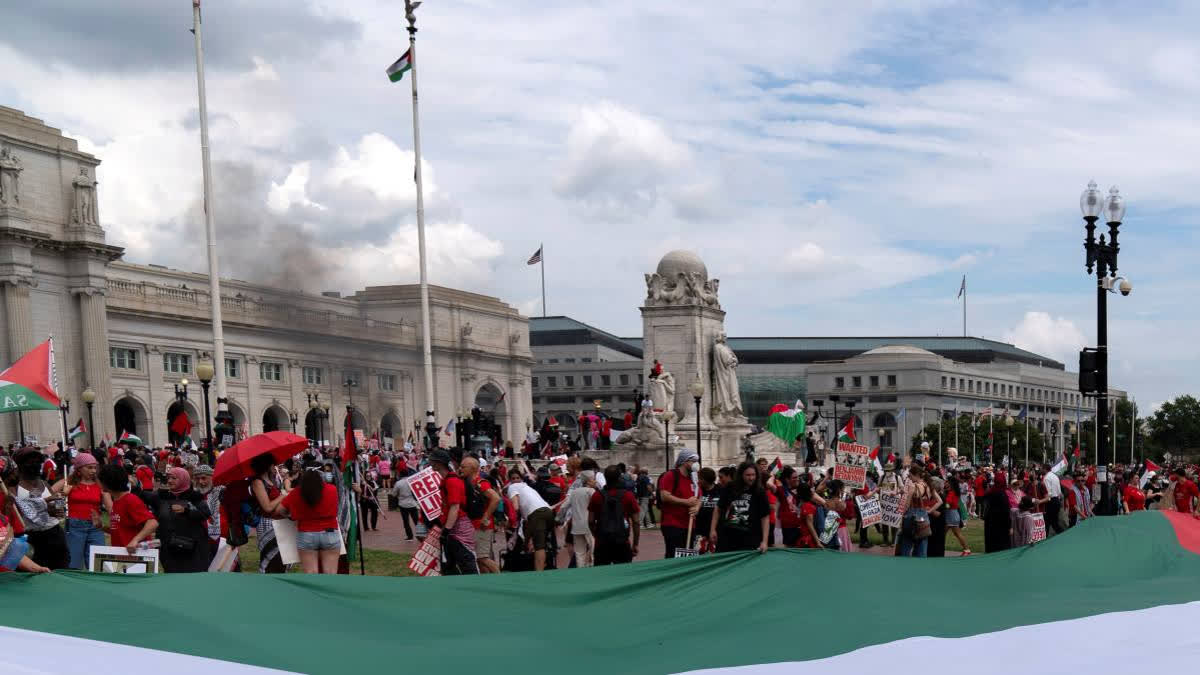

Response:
(526, 246), (543, 265)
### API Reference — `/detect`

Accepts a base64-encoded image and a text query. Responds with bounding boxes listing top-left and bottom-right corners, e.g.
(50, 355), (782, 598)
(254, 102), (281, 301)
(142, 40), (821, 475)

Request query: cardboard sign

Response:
(207, 538), (240, 573)
(879, 491), (903, 529)
(354, 429), (366, 445)
(89, 546), (159, 574)
(407, 466), (444, 521)
(674, 548), (699, 558)
(856, 495), (882, 528)
(1030, 513), (1047, 542)
(408, 525), (443, 576)
(834, 441), (870, 488)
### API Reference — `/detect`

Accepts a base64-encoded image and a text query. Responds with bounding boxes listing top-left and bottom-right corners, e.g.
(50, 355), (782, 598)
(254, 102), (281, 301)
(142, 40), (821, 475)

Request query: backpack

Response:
(464, 478), (488, 521)
(535, 478), (563, 507)
(596, 489), (628, 542)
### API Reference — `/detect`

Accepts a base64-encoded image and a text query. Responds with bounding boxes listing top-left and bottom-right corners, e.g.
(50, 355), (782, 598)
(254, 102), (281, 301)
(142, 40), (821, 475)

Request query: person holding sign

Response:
(429, 451), (478, 575)
(275, 466), (341, 574)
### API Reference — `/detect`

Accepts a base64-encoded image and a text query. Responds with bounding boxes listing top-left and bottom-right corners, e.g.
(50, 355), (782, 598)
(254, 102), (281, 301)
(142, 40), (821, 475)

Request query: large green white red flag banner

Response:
(1, 512), (1200, 673)
(0, 338), (60, 413)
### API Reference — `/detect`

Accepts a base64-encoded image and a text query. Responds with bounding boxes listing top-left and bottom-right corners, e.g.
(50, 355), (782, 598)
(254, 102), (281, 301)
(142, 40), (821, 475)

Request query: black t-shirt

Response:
(718, 487), (769, 532)
(696, 484), (722, 537)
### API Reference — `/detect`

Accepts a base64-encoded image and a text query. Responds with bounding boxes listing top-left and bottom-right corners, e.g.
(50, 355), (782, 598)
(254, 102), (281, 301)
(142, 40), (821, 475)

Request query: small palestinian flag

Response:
(869, 445), (883, 475)
(118, 430), (143, 446)
(837, 417), (855, 444)
(68, 419), (85, 440)
(386, 48), (412, 82)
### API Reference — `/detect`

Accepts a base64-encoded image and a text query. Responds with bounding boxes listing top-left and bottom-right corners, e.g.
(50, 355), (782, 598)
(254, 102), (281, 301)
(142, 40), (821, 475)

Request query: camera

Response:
(1118, 279), (1132, 296)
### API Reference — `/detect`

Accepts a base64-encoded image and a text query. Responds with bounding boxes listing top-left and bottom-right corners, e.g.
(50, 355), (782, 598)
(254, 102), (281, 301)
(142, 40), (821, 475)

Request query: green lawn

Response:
(238, 541), (415, 576)
(858, 515), (987, 554)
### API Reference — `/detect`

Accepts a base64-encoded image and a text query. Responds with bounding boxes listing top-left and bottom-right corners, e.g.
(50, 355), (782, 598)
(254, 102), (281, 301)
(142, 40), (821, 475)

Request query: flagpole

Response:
(971, 401), (976, 466)
(540, 243), (546, 317)
(1130, 399), (1136, 464)
(191, 1), (230, 441)
(405, 1), (437, 432)
(962, 275), (967, 337)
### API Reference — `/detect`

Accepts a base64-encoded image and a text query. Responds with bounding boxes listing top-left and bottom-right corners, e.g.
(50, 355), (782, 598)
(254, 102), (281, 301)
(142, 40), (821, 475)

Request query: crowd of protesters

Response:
(2, 431), (1197, 575)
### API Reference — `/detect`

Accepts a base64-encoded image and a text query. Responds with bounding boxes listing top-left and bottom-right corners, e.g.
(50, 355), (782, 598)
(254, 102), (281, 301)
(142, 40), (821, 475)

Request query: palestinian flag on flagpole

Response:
(765, 401), (806, 445)
(68, 418), (86, 440)
(837, 417), (855, 444)
(1140, 459), (1162, 489)
(386, 48), (412, 82)
(1, 512), (1200, 673)
(0, 339), (61, 413)
(118, 430), (143, 446)
(342, 409), (360, 563)
(869, 445), (883, 474)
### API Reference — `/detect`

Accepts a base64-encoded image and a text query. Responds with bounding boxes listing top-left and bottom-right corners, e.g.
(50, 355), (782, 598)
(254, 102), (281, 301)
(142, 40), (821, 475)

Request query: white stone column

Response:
(1, 277), (35, 443)
(146, 345), (165, 447)
(74, 287), (115, 445)
(245, 356), (261, 435)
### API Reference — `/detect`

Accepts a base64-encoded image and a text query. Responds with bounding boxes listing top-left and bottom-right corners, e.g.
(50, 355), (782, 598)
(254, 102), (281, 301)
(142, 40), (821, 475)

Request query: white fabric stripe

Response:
(0, 625), (301, 675)
(678, 601), (1200, 674)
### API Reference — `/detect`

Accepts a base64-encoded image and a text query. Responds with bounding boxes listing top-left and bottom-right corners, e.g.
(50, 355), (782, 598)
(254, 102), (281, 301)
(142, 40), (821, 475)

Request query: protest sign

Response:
(879, 491), (903, 529)
(856, 495), (882, 528)
(834, 441), (870, 488)
(207, 538), (239, 573)
(408, 525), (443, 576)
(1030, 513), (1047, 542)
(354, 429), (366, 446)
(674, 548), (699, 558)
(407, 466), (444, 521)
(89, 546), (159, 574)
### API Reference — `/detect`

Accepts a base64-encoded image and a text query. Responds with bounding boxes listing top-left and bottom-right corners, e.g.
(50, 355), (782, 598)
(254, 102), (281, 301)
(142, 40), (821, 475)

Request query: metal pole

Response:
(406, 3), (437, 427)
(1130, 400), (1136, 464)
(694, 396), (702, 466)
(191, 1), (230, 427)
(540, 243), (547, 318)
(664, 418), (671, 472)
(85, 402), (95, 451)
(201, 382), (213, 461)
(17, 412), (24, 443)
(963, 276), (967, 337)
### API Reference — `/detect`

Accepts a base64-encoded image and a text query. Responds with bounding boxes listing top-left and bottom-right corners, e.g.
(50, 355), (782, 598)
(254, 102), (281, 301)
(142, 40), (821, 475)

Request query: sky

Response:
(0, 0), (1196, 411)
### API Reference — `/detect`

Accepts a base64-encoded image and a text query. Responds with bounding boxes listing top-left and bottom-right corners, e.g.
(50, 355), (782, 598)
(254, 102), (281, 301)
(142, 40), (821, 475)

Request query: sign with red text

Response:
(834, 441), (870, 488)
(407, 466), (444, 522)
(407, 525), (443, 576)
(1030, 513), (1047, 543)
(855, 495), (882, 528)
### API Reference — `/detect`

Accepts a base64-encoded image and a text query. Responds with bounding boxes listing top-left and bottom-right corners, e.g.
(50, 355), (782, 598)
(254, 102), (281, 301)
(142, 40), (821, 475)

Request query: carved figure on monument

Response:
(712, 331), (744, 419)
(644, 271), (721, 308)
(615, 397), (666, 447)
(71, 167), (99, 226)
(0, 147), (22, 206)
(647, 366), (676, 419)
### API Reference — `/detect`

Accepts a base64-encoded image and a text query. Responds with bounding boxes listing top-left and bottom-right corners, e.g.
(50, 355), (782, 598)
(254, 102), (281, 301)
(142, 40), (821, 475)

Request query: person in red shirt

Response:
(460, 456), (501, 573)
(776, 468), (805, 547)
(98, 464), (158, 554)
(657, 449), (699, 558)
(276, 467), (341, 574)
(134, 457), (156, 491)
(430, 450), (478, 574)
(1122, 475), (1146, 512)
(795, 483), (821, 549)
(40, 457), (57, 482)
(1170, 469), (1199, 515)
(588, 465), (640, 564)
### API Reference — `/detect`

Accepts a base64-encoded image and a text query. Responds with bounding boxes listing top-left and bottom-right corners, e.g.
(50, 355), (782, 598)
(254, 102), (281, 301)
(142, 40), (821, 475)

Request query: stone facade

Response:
(0, 106), (533, 448)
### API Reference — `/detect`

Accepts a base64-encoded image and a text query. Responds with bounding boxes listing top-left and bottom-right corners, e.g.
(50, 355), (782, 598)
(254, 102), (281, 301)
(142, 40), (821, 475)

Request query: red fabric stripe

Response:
(1160, 511), (1200, 555)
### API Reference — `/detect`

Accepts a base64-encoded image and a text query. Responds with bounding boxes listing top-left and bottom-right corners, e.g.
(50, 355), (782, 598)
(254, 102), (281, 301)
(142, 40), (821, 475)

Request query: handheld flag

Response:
(0, 339), (61, 412)
(869, 446), (884, 475)
(118, 430), (143, 446)
(386, 49), (412, 82)
(445, 417), (456, 437)
(765, 401), (806, 444)
(68, 419), (86, 440)
(837, 417), (856, 443)
(170, 411), (193, 438)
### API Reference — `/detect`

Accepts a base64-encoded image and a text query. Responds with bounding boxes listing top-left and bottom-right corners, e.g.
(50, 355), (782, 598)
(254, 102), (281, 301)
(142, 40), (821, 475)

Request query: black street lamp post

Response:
(829, 395), (840, 452)
(197, 360), (215, 463)
(289, 408), (298, 434)
(689, 377), (704, 465)
(173, 378), (189, 446)
(1078, 181), (1131, 515)
(58, 399), (70, 447)
(81, 387), (96, 451)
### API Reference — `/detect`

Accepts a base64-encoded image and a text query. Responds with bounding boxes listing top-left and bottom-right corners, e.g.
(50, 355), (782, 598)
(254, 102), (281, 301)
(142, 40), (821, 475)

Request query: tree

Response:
(1146, 395), (1200, 456)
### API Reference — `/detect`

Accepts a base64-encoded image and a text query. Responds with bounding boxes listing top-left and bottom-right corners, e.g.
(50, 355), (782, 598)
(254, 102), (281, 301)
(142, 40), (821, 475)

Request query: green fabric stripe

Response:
(0, 382), (58, 412)
(0, 513), (1197, 675)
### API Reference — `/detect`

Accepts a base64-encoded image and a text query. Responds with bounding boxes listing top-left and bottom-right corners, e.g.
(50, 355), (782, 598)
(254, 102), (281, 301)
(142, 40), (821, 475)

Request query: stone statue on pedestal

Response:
(647, 367), (676, 419)
(0, 147), (22, 206)
(72, 167), (99, 226)
(712, 331), (744, 419)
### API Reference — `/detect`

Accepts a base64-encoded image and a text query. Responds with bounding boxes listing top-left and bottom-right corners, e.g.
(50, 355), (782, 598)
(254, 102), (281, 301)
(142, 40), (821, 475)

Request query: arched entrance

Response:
(262, 404), (289, 433)
(305, 408), (325, 444)
(227, 401), (248, 441)
(166, 400), (201, 446)
(474, 382), (507, 442)
(873, 412), (897, 452)
(380, 411), (402, 446)
(113, 396), (149, 440)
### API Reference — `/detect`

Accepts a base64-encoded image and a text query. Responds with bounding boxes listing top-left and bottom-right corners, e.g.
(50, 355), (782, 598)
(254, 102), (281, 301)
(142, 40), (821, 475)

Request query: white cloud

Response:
(1003, 312), (1087, 365)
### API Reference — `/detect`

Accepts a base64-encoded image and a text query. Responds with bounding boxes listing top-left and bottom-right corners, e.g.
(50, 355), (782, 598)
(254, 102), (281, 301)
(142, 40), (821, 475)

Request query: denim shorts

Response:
(297, 530), (341, 551)
(945, 508), (963, 527)
(0, 537), (30, 570)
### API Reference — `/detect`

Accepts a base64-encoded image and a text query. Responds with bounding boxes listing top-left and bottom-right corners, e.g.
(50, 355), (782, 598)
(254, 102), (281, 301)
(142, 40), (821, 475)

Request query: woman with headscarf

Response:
(982, 470), (1012, 553)
(155, 467), (212, 572)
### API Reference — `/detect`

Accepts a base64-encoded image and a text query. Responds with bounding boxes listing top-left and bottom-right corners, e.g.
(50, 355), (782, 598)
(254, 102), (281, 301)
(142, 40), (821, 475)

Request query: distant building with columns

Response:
(0, 106), (532, 449)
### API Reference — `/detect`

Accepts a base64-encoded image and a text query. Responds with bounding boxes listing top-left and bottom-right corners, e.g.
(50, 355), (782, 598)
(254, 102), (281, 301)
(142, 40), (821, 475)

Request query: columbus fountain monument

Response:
(612, 250), (789, 469)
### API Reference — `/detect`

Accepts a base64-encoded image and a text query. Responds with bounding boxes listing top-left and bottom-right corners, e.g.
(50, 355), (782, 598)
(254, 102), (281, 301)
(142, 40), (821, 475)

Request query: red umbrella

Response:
(212, 431), (308, 486)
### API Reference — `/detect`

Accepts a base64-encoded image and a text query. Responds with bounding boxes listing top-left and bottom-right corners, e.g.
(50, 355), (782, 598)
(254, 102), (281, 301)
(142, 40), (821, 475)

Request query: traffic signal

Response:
(1078, 348), (1102, 394)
